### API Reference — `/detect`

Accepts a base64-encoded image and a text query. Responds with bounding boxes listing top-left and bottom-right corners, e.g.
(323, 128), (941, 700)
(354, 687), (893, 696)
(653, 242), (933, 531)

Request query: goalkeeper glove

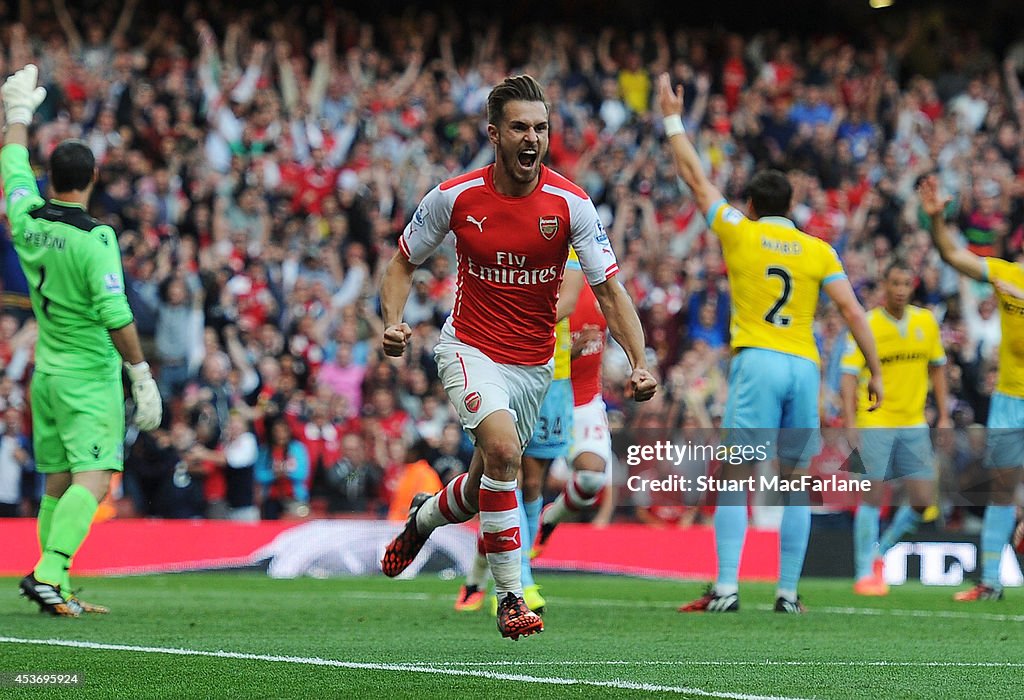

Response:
(125, 361), (163, 432)
(2, 64), (47, 127)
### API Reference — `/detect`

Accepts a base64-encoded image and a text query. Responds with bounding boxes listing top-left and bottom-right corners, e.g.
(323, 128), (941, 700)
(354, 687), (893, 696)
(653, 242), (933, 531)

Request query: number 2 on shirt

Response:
(764, 265), (792, 327)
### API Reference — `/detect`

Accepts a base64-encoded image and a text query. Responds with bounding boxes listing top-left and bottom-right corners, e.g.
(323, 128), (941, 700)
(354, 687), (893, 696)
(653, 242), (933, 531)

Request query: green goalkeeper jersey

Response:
(1, 144), (133, 379)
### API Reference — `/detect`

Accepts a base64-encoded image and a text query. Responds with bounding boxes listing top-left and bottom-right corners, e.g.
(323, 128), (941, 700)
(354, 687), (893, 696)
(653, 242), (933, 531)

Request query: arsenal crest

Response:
(538, 216), (559, 240)
(465, 391), (482, 413)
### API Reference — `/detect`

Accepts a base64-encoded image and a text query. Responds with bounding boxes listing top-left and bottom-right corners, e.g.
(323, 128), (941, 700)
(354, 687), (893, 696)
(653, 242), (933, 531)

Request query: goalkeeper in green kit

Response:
(2, 65), (162, 617)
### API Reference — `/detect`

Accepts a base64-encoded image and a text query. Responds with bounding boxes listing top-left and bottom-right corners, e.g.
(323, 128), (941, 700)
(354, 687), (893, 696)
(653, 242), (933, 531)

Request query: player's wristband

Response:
(663, 114), (685, 137)
(124, 361), (152, 382)
(5, 107), (34, 126)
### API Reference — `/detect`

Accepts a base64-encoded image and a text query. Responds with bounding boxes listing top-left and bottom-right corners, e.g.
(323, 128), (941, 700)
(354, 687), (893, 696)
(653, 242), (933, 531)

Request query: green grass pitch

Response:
(0, 573), (1021, 699)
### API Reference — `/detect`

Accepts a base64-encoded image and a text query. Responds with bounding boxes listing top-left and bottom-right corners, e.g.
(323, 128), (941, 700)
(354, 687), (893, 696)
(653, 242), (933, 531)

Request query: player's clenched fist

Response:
(382, 323), (413, 357)
(628, 368), (658, 402)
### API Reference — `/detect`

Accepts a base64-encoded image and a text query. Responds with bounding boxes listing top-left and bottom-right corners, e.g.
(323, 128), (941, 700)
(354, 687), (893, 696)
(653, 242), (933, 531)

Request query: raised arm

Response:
(307, 22), (335, 118)
(386, 50), (424, 102)
(53, 0), (84, 54)
(686, 73), (711, 132)
(651, 29), (670, 76)
(1004, 57), (1024, 126)
(230, 41), (267, 107)
(917, 174), (985, 282)
(656, 73), (723, 216)
(596, 28), (617, 75)
(223, 324), (256, 384)
(1, 65), (47, 225)
(438, 30), (458, 79)
(196, 21), (224, 116)
(275, 41), (300, 116)
(110, 0), (140, 48)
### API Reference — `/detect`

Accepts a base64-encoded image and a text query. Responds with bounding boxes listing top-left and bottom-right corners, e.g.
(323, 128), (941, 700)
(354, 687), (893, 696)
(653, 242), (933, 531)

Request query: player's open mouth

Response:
(517, 149), (538, 168)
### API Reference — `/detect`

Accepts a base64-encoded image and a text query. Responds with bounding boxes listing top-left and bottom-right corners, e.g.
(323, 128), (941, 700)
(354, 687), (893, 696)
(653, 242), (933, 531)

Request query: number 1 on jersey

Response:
(764, 265), (792, 327)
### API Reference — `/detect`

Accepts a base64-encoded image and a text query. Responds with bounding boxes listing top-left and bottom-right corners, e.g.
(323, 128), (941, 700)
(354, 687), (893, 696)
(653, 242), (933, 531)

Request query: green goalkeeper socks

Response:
(34, 485), (98, 588)
(37, 494), (59, 556)
(36, 494), (72, 592)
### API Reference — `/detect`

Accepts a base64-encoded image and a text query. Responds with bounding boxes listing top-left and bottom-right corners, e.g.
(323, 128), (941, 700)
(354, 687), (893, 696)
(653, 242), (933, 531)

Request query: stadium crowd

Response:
(0, 2), (1022, 530)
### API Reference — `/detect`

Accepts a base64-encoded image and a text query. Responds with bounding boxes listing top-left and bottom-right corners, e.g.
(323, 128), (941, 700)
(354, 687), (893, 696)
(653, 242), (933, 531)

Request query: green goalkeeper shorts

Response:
(31, 371), (125, 473)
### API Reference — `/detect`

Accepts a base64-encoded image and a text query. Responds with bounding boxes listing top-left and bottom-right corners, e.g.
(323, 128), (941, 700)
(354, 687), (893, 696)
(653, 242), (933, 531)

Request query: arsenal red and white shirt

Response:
(399, 164), (618, 366)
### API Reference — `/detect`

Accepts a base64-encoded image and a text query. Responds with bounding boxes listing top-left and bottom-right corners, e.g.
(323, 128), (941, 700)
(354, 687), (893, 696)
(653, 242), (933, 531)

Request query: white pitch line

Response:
(341, 589), (1024, 622)
(751, 604), (1024, 623)
(344, 591), (436, 601)
(0, 637), (809, 700)
(418, 660), (1024, 669)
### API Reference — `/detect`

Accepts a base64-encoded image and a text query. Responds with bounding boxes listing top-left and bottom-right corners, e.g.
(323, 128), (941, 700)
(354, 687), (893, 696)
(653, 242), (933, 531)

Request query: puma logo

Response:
(466, 215), (487, 233)
(496, 533), (520, 545)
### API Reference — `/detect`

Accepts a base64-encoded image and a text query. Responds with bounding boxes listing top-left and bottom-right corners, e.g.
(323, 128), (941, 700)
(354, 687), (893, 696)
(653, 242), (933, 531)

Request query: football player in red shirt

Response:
(379, 75), (655, 639)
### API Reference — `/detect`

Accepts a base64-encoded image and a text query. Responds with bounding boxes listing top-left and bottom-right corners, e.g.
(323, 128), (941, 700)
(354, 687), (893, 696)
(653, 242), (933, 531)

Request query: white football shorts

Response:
(435, 324), (553, 449)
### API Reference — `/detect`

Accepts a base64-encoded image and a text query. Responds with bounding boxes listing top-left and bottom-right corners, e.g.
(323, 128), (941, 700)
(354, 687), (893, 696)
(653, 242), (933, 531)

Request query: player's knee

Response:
(72, 471), (112, 503)
(573, 451), (606, 473)
(482, 440), (521, 480)
(87, 482), (110, 502)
